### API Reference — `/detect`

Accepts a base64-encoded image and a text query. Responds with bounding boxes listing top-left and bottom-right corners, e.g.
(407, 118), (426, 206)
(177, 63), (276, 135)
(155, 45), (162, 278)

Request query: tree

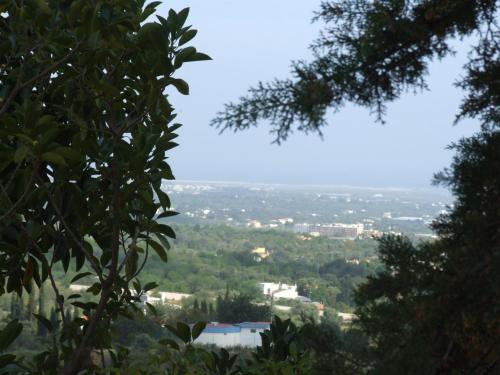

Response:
(37, 284), (46, 337)
(212, 0), (499, 142)
(217, 294), (271, 323)
(9, 293), (22, 320)
(26, 280), (37, 322)
(65, 307), (73, 323)
(0, 1), (209, 373)
(200, 299), (208, 314)
(208, 302), (215, 317)
(355, 131), (500, 373)
(49, 307), (59, 331)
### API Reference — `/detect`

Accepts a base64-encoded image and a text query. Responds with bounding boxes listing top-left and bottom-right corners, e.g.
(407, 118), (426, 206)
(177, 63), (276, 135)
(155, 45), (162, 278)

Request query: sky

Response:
(158, 0), (481, 189)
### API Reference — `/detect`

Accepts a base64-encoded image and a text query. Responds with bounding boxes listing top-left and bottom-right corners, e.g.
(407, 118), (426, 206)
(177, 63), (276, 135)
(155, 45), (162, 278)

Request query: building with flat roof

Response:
(293, 223), (364, 239)
(194, 322), (271, 348)
(258, 282), (298, 300)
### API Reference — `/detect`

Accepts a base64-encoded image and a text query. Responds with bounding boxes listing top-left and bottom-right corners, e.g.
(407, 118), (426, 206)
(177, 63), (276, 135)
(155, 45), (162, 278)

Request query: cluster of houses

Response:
(247, 217), (294, 229)
(69, 281), (354, 339)
(69, 285), (192, 308)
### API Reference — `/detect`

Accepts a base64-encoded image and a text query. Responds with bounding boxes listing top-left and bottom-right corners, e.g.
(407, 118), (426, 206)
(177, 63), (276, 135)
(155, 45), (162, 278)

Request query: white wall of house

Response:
(196, 331), (240, 347)
(239, 328), (266, 347)
(159, 291), (192, 302)
(258, 282), (298, 299)
(194, 323), (270, 348)
(69, 284), (89, 293)
(273, 288), (298, 299)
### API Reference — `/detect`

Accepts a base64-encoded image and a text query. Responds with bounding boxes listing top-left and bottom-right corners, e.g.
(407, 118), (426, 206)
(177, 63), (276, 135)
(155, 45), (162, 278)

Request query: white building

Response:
(293, 223), (310, 233)
(247, 220), (262, 228)
(194, 322), (270, 348)
(238, 322), (270, 347)
(69, 284), (89, 293)
(293, 223), (364, 239)
(195, 323), (241, 347)
(258, 282), (298, 300)
(337, 312), (356, 323)
(159, 291), (192, 303)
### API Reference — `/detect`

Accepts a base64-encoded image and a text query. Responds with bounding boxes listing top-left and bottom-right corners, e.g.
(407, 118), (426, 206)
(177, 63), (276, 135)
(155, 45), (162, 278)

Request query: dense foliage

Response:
(1, 0), (498, 374)
(150, 225), (377, 307)
(355, 131), (500, 373)
(0, 0), (209, 373)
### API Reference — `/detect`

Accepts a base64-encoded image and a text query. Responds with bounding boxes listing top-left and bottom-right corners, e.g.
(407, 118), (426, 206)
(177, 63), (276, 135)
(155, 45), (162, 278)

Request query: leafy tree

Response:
(212, 0), (499, 142)
(217, 294), (271, 323)
(200, 299), (208, 314)
(298, 318), (368, 374)
(26, 280), (36, 322)
(65, 307), (72, 323)
(208, 302), (215, 317)
(355, 131), (500, 373)
(9, 293), (22, 320)
(0, 0), (208, 373)
(37, 285), (47, 337)
(49, 307), (58, 331)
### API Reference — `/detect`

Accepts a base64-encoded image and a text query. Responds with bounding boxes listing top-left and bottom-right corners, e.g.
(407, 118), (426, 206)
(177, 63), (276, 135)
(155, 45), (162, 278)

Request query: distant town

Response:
(160, 181), (450, 238)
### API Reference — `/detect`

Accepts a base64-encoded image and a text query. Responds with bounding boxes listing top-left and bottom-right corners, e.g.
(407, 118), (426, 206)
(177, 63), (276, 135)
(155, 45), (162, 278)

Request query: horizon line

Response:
(164, 178), (451, 194)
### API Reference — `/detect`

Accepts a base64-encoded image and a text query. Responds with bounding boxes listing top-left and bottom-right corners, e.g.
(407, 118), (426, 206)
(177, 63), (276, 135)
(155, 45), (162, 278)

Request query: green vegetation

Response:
(0, 0), (209, 373)
(143, 224), (379, 309)
(0, 0), (498, 374)
(355, 131), (500, 373)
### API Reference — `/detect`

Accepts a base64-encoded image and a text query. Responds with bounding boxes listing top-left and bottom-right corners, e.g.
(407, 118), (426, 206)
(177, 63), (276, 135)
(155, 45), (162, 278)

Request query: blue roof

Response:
(202, 324), (240, 334)
(237, 322), (271, 329)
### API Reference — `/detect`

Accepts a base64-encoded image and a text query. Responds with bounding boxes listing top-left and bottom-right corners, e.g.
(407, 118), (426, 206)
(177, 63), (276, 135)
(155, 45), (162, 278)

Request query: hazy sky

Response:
(159, 0), (481, 189)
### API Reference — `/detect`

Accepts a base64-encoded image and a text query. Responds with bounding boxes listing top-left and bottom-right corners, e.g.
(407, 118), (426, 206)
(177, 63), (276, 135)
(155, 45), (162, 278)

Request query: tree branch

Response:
(0, 43), (81, 118)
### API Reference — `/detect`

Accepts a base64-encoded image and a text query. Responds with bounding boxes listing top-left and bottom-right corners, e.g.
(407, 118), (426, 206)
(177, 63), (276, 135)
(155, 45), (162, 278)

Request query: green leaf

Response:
(22, 257), (34, 286)
(169, 78), (189, 95)
(36, 115), (55, 127)
(156, 189), (171, 208)
(14, 145), (28, 164)
(176, 322), (191, 343)
(169, 123), (182, 132)
(174, 47), (196, 68)
(53, 147), (80, 162)
(185, 52), (212, 62)
(33, 0), (51, 14)
(157, 210), (179, 219)
(179, 29), (197, 45)
(156, 233), (170, 252)
(166, 322), (191, 344)
(191, 321), (206, 341)
(133, 280), (141, 295)
(145, 1), (162, 10)
(146, 239), (168, 262)
(158, 338), (179, 350)
(41, 152), (67, 167)
(0, 320), (23, 351)
(87, 283), (101, 295)
(125, 248), (139, 279)
(157, 224), (176, 239)
(70, 272), (92, 284)
(0, 354), (16, 369)
(146, 302), (157, 316)
(177, 8), (190, 27)
(143, 282), (158, 292)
